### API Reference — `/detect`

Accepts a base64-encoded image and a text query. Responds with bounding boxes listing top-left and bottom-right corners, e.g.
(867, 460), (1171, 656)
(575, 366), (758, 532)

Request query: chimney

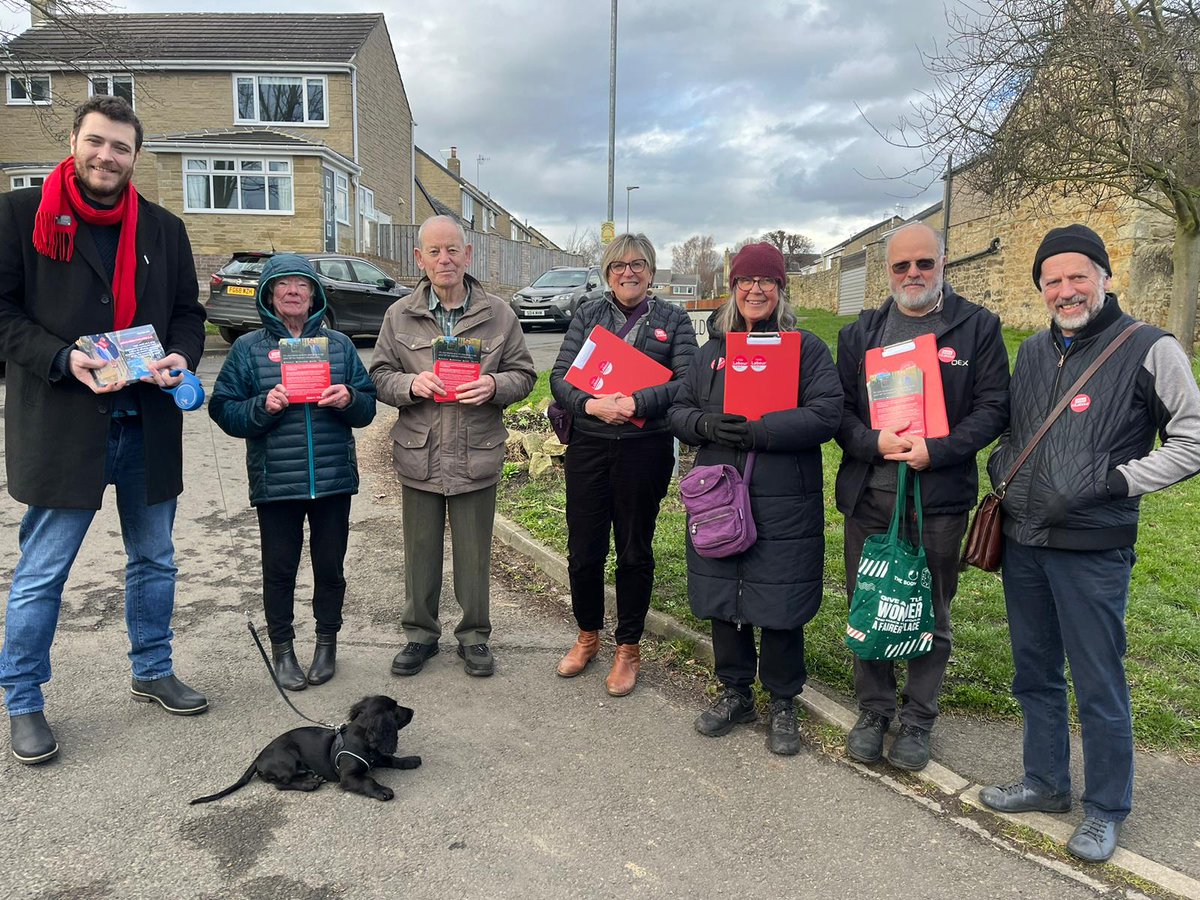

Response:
(31, 1), (60, 26)
(447, 146), (461, 178)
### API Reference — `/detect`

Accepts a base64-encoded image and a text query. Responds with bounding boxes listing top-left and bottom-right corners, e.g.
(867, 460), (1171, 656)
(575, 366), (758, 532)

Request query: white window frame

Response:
(10, 171), (49, 190)
(335, 172), (350, 224)
(88, 73), (134, 107)
(357, 185), (376, 220)
(461, 191), (475, 227)
(674, 285), (696, 296)
(511, 222), (528, 242)
(233, 73), (328, 127)
(182, 155), (294, 216)
(7, 73), (51, 106)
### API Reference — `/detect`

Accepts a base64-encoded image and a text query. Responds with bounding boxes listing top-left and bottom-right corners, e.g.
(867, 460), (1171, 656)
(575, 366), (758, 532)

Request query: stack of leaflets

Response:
(75, 325), (165, 388)
(432, 336), (482, 402)
(279, 336), (331, 403)
(867, 364), (926, 436)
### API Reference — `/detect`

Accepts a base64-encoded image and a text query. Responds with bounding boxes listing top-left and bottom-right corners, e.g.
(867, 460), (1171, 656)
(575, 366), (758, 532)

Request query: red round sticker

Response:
(268, 349), (281, 363)
(938, 347), (956, 363)
(1070, 394), (1091, 413)
(710, 356), (726, 371)
(730, 355), (749, 373)
(598, 361), (613, 375)
(589, 376), (605, 391)
(654, 328), (668, 342)
(750, 355), (767, 373)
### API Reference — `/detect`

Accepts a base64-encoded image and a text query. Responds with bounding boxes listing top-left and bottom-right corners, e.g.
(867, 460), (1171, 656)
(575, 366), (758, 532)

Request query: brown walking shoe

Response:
(605, 643), (640, 697)
(556, 629), (600, 677)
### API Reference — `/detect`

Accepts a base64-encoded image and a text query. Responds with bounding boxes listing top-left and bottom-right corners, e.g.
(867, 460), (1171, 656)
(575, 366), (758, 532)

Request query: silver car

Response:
(510, 266), (603, 330)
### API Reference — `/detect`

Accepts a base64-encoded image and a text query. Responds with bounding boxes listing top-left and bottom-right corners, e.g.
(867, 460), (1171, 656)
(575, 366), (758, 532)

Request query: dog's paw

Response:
(376, 786), (395, 801)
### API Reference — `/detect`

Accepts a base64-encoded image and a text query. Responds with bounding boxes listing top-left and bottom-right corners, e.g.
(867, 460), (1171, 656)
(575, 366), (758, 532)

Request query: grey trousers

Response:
(401, 483), (497, 646)
(844, 487), (968, 730)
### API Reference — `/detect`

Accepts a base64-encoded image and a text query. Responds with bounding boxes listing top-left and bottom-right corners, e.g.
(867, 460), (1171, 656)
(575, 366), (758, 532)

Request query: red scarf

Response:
(33, 156), (140, 330)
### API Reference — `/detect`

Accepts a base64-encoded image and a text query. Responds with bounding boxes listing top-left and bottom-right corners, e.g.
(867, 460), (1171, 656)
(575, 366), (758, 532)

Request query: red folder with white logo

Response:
(723, 331), (802, 421)
(864, 332), (949, 438)
(565, 325), (673, 427)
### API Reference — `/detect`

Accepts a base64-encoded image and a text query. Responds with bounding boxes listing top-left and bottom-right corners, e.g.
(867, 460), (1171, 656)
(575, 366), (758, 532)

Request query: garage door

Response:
(837, 250), (867, 316)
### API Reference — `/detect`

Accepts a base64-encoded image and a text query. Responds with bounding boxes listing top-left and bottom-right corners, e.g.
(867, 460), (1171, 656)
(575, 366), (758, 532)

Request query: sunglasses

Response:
(890, 258), (938, 275)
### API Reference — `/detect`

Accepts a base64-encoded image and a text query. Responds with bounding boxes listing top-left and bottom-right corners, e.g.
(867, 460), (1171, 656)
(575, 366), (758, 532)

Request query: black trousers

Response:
(564, 431), (674, 645)
(844, 487), (968, 729)
(256, 493), (352, 644)
(711, 618), (807, 700)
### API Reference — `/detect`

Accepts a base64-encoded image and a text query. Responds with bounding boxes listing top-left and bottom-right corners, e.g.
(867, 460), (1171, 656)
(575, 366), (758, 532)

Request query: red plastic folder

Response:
(564, 325), (673, 427)
(723, 331), (802, 421)
(864, 333), (949, 438)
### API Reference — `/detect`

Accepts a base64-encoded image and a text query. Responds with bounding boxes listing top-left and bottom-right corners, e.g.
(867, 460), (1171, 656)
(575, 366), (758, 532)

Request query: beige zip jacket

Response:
(370, 277), (535, 495)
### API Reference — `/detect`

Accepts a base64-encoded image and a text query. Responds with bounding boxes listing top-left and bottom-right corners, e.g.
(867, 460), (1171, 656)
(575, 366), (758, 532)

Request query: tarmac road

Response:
(0, 360), (1127, 900)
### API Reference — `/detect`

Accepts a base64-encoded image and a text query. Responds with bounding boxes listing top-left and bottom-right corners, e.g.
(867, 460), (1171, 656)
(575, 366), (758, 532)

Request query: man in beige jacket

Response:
(371, 215), (535, 677)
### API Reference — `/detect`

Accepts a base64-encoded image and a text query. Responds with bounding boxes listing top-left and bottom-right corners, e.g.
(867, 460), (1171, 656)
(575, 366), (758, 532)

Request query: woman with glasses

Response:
(668, 242), (842, 755)
(549, 233), (698, 696)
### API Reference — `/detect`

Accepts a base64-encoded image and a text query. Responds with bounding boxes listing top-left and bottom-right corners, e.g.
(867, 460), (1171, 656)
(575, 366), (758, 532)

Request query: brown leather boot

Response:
(556, 629), (600, 677)
(605, 643), (640, 697)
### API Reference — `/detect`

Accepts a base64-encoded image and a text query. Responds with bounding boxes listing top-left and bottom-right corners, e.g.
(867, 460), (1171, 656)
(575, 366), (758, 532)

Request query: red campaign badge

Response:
(598, 360), (613, 375)
(710, 356), (726, 371)
(268, 348), (282, 363)
(750, 355), (767, 373)
(1070, 394), (1092, 413)
(938, 346), (957, 363)
(654, 328), (668, 342)
(589, 375), (605, 391)
(730, 355), (749, 373)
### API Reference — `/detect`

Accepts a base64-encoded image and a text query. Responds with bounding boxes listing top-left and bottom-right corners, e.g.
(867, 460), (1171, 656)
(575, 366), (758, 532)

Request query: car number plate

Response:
(227, 286), (256, 296)
(524, 309), (545, 317)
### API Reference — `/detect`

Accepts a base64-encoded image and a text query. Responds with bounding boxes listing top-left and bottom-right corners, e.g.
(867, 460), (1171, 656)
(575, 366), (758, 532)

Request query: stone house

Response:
(0, 11), (413, 277)
(790, 181), (1180, 337)
(413, 146), (560, 250)
(651, 269), (701, 305)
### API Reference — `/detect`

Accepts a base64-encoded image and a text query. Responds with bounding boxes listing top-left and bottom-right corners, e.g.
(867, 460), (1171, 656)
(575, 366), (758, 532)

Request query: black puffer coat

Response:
(667, 312), (843, 629)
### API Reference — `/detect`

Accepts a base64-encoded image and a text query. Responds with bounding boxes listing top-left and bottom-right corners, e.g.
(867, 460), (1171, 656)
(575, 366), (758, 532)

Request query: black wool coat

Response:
(668, 318), (843, 630)
(0, 187), (206, 508)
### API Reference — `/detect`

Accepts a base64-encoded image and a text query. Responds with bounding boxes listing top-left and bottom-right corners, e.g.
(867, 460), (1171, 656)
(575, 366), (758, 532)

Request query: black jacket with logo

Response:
(834, 285), (1010, 517)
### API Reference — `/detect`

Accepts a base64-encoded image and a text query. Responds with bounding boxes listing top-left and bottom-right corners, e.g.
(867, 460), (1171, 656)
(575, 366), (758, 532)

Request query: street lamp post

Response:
(625, 185), (639, 232)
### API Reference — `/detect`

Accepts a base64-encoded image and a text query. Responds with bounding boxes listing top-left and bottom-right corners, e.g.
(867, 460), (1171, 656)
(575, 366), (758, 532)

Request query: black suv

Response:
(206, 251), (412, 343)
(510, 265), (603, 330)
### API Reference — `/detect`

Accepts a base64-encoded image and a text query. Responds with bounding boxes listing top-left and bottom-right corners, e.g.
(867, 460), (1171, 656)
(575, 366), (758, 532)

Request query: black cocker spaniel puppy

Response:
(190, 695), (420, 804)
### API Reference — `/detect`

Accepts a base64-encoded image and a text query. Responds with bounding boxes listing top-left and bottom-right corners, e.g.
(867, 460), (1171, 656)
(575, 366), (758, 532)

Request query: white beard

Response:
(892, 278), (943, 313)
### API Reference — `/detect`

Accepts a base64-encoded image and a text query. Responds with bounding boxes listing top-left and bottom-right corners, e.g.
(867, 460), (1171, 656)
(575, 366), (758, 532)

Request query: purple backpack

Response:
(679, 452), (757, 558)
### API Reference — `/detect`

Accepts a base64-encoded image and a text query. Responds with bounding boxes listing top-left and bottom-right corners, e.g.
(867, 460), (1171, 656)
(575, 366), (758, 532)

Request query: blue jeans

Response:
(0, 418), (178, 716)
(1001, 540), (1135, 821)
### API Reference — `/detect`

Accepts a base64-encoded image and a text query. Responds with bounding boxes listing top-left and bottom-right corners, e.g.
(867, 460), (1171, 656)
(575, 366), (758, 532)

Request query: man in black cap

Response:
(979, 224), (1200, 863)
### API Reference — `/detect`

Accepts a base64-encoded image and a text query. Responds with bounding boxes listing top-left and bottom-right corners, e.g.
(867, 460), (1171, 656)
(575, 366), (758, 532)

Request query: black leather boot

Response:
(271, 641), (307, 691)
(10, 711), (58, 764)
(307, 635), (336, 685)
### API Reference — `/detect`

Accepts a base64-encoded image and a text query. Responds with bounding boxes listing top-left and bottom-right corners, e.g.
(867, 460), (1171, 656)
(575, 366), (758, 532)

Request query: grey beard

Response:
(892, 278), (943, 313)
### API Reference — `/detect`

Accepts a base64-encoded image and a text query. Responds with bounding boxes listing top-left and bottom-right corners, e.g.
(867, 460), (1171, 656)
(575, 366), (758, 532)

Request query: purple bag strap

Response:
(616, 301), (649, 340)
(742, 451), (756, 482)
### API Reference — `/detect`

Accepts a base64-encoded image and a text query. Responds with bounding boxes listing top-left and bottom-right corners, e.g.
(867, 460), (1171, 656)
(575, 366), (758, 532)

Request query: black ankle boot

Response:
(307, 635), (336, 685)
(271, 641), (307, 691)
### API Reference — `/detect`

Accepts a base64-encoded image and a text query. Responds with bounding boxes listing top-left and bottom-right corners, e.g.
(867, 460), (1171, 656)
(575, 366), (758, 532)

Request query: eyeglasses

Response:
(734, 276), (778, 292)
(608, 259), (648, 275)
(890, 258), (938, 275)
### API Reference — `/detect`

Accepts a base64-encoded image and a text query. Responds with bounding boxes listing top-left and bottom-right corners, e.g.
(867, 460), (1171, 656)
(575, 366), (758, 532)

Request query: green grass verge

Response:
(500, 307), (1200, 751)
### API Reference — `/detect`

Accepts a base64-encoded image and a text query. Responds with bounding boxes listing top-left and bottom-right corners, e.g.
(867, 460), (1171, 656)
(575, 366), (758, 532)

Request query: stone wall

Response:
(788, 262), (840, 313)
(354, 21), (413, 228)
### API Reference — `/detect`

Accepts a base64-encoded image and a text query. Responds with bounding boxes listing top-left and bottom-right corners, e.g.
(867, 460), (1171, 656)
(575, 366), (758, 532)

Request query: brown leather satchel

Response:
(961, 321), (1146, 572)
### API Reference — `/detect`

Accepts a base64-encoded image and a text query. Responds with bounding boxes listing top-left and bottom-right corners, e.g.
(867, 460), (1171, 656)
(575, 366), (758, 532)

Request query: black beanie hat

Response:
(1032, 224), (1111, 287)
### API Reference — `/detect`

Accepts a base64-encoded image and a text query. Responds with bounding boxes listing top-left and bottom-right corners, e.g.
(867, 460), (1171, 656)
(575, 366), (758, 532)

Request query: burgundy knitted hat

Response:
(729, 242), (786, 289)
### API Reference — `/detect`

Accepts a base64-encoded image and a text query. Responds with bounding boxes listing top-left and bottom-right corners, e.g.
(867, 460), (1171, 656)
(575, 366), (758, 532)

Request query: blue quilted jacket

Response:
(208, 254), (376, 505)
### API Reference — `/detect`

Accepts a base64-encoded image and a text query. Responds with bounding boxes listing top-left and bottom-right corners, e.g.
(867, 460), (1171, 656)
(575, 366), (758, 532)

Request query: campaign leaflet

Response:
(432, 336), (482, 402)
(867, 364), (926, 436)
(75, 324), (166, 388)
(279, 336), (331, 403)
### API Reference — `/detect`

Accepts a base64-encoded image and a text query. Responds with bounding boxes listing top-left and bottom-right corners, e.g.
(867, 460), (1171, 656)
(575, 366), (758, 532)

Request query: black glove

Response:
(697, 412), (749, 447)
(734, 420), (769, 451)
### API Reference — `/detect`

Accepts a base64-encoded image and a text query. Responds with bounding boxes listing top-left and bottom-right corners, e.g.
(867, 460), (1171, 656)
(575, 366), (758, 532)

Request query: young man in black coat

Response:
(835, 222), (1009, 771)
(0, 97), (208, 765)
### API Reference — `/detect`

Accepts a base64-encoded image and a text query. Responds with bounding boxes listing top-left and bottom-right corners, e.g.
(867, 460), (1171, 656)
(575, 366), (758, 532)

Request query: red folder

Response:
(723, 331), (802, 420)
(864, 333), (949, 438)
(564, 325), (673, 427)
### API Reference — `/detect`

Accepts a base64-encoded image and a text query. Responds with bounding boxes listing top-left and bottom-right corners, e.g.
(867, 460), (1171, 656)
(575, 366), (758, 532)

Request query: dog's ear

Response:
(355, 697), (400, 753)
(348, 697), (369, 722)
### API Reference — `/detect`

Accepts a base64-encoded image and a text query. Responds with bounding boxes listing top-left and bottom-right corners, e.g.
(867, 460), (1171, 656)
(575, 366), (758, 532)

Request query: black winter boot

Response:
(307, 635), (337, 685)
(271, 641), (307, 691)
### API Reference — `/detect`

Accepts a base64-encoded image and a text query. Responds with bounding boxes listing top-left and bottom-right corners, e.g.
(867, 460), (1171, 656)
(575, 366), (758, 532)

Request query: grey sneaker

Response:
(846, 710), (890, 763)
(457, 643), (495, 677)
(391, 642), (439, 676)
(767, 698), (801, 756)
(979, 781), (1071, 814)
(1067, 816), (1121, 863)
(694, 690), (757, 737)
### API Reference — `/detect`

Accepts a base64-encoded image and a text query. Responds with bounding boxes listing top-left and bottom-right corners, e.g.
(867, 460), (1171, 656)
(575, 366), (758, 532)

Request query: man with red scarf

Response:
(0, 96), (207, 765)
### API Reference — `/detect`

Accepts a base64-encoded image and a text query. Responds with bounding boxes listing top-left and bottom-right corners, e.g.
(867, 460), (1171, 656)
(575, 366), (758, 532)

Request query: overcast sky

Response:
(1, 0), (964, 264)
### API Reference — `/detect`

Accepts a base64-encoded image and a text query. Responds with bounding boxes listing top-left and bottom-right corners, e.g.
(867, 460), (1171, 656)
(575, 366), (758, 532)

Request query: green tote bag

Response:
(844, 463), (935, 661)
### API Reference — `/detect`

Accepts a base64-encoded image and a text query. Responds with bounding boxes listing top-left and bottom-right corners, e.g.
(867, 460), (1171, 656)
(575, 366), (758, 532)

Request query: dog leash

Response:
(245, 613), (342, 732)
